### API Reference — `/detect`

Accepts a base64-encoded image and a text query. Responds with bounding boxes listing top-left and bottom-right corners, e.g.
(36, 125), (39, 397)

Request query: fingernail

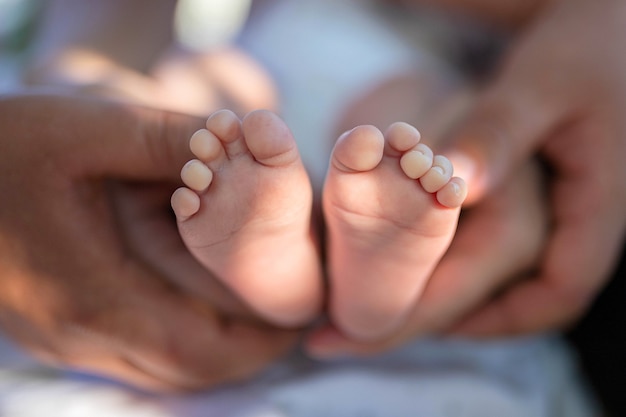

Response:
(446, 150), (478, 185)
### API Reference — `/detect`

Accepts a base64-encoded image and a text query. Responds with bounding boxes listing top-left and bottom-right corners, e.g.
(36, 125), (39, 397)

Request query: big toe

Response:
(242, 110), (300, 167)
(331, 125), (385, 172)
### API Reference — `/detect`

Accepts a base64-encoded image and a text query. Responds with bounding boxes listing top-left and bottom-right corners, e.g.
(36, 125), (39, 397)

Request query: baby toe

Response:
(190, 129), (225, 162)
(420, 155), (453, 193)
(331, 126), (384, 172)
(171, 187), (201, 221)
(181, 159), (213, 192)
(436, 177), (468, 208)
(400, 143), (434, 179)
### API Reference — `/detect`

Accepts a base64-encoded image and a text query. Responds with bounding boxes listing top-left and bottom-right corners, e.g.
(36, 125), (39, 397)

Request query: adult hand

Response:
(0, 93), (297, 390)
(442, 0), (626, 336)
(307, 0), (626, 354)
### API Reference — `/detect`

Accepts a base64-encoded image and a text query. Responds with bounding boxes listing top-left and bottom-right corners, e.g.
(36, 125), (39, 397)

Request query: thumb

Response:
(444, 65), (563, 205)
(5, 93), (206, 181)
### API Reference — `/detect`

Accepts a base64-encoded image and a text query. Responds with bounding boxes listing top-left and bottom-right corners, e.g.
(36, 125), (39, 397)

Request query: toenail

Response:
(400, 150), (432, 179)
(190, 129), (221, 160)
(386, 122), (421, 151)
(431, 166), (445, 175)
(181, 160), (213, 191)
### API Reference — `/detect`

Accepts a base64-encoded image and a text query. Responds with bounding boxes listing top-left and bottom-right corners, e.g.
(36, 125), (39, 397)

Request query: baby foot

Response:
(323, 122), (467, 341)
(171, 110), (323, 327)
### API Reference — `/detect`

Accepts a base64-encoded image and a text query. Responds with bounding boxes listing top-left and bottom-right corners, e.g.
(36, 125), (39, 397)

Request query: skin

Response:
(26, 0), (175, 90)
(324, 123), (466, 341)
(26, 0), (277, 117)
(0, 94), (298, 391)
(25, 0), (625, 368)
(444, 0), (626, 336)
(308, 159), (548, 354)
(307, 0), (626, 355)
(172, 110), (324, 328)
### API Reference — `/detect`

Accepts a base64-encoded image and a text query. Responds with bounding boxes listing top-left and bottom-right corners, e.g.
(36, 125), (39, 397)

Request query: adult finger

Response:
(451, 119), (626, 337)
(446, 87), (556, 204)
(58, 355), (183, 392)
(45, 253), (297, 390)
(0, 93), (204, 181)
(109, 182), (250, 317)
(442, 23), (572, 204)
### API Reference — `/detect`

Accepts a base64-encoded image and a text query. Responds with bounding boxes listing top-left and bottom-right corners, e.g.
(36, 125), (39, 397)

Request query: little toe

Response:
(242, 110), (300, 167)
(436, 177), (468, 208)
(181, 159), (213, 192)
(400, 143), (434, 179)
(171, 187), (201, 221)
(189, 129), (225, 163)
(332, 125), (384, 172)
(206, 109), (247, 157)
(385, 122), (421, 154)
(420, 155), (453, 193)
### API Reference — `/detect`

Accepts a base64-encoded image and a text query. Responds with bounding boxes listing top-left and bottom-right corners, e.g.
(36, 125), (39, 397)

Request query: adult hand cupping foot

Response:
(0, 94), (297, 391)
(307, 0), (626, 354)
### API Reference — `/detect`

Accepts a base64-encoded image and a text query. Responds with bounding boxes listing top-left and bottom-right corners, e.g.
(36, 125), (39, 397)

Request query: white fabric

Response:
(0, 335), (596, 416)
(239, 0), (440, 187)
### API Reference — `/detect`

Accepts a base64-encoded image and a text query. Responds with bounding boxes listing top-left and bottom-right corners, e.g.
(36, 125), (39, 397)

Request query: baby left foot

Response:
(171, 110), (323, 327)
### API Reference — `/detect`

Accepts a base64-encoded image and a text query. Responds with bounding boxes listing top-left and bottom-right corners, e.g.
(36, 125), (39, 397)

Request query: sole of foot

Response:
(171, 109), (323, 327)
(323, 122), (467, 341)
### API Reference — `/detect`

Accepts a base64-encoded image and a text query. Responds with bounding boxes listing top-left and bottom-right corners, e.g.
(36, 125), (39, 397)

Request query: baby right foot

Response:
(171, 110), (323, 327)
(323, 122), (467, 341)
